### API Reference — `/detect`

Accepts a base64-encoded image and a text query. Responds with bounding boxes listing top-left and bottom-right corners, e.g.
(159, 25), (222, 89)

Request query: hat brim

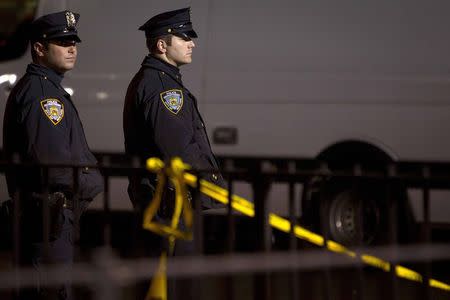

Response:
(45, 32), (82, 43)
(175, 29), (197, 39)
(184, 29), (197, 38)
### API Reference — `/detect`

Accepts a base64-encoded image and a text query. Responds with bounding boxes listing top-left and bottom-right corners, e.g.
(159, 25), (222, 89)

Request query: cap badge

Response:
(160, 89), (184, 114)
(65, 11), (76, 28)
(40, 98), (64, 125)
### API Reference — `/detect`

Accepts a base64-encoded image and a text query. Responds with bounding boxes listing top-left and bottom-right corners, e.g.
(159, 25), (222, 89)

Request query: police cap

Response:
(30, 11), (81, 43)
(139, 7), (198, 39)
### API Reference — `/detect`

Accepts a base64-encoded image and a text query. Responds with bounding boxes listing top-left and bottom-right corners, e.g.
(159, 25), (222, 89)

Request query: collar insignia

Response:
(65, 11), (76, 28)
(160, 89), (184, 114)
(40, 98), (64, 125)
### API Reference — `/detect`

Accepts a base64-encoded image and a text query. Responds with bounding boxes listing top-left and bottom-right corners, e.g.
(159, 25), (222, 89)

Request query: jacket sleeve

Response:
(22, 96), (74, 194)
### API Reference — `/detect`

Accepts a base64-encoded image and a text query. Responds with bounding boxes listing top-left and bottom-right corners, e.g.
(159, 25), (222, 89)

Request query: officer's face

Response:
(164, 35), (195, 67)
(34, 38), (78, 74)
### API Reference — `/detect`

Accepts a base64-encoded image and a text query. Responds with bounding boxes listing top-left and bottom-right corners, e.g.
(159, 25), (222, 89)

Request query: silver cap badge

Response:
(65, 11), (76, 28)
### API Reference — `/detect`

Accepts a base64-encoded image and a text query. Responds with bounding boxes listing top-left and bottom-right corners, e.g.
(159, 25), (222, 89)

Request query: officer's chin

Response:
(183, 57), (193, 65)
(62, 62), (76, 73)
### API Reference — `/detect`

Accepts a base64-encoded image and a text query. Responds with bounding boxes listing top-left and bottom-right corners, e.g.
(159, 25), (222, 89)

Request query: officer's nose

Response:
(68, 45), (77, 54)
(189, 40), (195, 48)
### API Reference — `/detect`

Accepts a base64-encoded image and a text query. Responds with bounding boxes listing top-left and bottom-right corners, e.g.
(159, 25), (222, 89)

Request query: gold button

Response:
(84, 167), (89, 171)
(212, 174), (218, 180)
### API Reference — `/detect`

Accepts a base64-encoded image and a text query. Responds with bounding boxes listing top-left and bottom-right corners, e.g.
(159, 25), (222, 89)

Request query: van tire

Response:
(304, 178), (415, 246)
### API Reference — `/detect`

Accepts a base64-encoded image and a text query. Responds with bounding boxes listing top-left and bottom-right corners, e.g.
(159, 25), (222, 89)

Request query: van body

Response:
(1, 0), (450, 244)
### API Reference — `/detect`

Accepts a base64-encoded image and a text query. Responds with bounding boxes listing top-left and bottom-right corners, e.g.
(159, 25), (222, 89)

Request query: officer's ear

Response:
(156, 39), (168, 54)
(33, 41), (47, 58)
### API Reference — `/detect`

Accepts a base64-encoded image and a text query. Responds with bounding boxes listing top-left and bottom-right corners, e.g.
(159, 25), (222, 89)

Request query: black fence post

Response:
(227, 176), (235, 254)
(353, 163), (364, 300)
(288, 178), (299, 300)
(318, 162), (332, 300)
(421, 166), (432, 300)
(225, 174), (235, 300)
(12, 190), (20, 298)
(193, 172), (203, 255)
(72, 166), (80, 257)
(11, 152), (21, 298)
(387, 163), (399, 300)
(192, 171), (204, 300)
(252, 163), (272, 300)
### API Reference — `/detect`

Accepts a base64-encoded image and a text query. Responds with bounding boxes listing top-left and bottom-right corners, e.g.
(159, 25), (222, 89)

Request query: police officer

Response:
(123, 7), (224, 299)
(123, 7), (224, 230)
(3, 11), (103, 300)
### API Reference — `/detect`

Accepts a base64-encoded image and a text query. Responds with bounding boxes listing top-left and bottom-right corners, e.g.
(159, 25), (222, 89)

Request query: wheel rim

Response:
(328, 190), (380, 245)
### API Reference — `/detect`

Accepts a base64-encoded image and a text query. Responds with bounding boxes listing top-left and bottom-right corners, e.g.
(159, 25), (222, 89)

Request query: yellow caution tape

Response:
(145, 252), (168, 300)
(144, 157), (450, 293)
(395, 265), (422, 282)
(143, 157), (193, 242)
(326, 241), (356, 258)
(184, 173), (255, 216)
(429, 279), (450, 291)
(294, 225), (324, 247)
(360, 255), (390, 272)
(143, 157), (195, 300)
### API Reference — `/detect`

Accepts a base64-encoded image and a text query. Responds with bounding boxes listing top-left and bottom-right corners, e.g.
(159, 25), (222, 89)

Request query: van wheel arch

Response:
(302, 140), (415, 245)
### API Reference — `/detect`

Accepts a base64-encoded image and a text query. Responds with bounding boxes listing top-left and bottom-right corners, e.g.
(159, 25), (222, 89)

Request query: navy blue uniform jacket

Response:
(123, 55), (224, 210)
(3, 63), (103, 200)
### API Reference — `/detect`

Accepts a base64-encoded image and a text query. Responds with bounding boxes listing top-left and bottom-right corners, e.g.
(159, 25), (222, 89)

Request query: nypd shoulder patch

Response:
(160, 89), (184, 114)
(40, 98), (64, 125)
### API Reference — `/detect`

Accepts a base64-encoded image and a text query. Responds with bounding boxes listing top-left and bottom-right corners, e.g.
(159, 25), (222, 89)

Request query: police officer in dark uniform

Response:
(123, 7), (224, 232)
(123, 7), (224, 299)
(2, 11), (103, 300)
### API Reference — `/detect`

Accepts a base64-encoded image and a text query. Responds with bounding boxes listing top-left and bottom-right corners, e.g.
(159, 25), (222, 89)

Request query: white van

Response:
(1, 0), (450, 245)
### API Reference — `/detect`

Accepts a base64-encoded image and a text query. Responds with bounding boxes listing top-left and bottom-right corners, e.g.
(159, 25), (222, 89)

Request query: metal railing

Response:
(0, 153), (449, 299)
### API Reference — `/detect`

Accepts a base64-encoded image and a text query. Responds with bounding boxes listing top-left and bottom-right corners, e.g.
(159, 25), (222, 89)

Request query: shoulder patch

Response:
(40, 98), (64, 125)
(160, 89), (184, 114)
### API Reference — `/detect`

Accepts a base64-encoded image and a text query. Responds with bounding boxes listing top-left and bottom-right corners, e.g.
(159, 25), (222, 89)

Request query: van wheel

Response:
(325, 183), (384, 245)
(305, 179), (411, 246)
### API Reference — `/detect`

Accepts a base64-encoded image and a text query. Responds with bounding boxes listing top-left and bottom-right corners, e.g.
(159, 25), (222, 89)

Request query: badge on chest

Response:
(40, 98), (64, 125)
(160, 89), (184, 114)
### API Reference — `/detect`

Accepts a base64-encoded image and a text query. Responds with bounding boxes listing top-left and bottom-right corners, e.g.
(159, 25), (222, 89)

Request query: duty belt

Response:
(30, 192), (78, 211)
